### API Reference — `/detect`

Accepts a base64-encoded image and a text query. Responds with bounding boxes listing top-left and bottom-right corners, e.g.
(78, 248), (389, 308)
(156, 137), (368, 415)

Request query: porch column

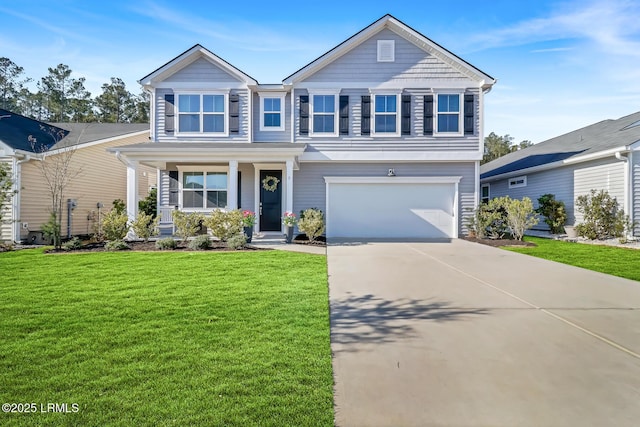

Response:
(228, 160), (238, 210)
(126, 160), (139, 223)
(285, 159), (294, 214)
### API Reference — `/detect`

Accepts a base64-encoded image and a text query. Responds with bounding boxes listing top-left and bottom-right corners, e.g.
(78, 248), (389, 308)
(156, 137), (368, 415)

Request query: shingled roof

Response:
(480, 111), (640, 180)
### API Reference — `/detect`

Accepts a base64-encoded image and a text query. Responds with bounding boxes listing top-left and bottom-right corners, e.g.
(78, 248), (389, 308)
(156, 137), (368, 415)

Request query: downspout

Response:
(615, 151), (631, 237)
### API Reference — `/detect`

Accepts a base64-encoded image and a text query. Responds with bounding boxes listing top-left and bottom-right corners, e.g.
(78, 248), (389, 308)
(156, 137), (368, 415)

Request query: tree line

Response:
(0, 57), (148, 123)
(482, 132), (533, 164)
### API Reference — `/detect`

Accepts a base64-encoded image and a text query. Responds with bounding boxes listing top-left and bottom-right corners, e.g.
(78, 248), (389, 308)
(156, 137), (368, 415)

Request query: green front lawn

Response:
(504, 236), (640, 281)
(0, 249), (333, 426)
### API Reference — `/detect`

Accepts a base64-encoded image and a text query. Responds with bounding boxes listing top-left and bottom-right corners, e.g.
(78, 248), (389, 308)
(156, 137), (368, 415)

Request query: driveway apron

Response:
(327, 239), (640, 427)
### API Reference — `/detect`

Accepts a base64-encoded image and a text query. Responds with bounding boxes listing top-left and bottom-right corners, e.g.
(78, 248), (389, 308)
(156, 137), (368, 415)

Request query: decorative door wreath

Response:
(262, 175), (280, 192)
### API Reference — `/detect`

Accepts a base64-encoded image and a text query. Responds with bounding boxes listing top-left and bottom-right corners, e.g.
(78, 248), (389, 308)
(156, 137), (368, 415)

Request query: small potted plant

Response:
(282, 212), (297, 243)
(242, 210), (256, 243)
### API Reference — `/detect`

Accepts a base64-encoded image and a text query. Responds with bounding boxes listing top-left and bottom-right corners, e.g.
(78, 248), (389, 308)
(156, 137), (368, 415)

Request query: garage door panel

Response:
(327, 182), (456, 239)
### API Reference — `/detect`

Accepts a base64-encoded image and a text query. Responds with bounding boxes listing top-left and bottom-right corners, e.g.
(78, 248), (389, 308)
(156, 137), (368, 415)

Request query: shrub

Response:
(204, 209), (243, 241)
(172, 211), (204, 242)
(536, 194), (567, 234)
(131, 211), (159, 242)
(104, 239), (129, 251)
(102, 208), (129, 241)
(227, 233), (247, 250)
(41, 212), (60, 247)
(188, 234), (211, 250)
(138, 188), (157, 218)
(575, 189), (627, 240)
(62, 236), (83, 251)
(504, 197), (538, 241)
(112, 199), (126, 215)
(155, 237), (177, 250)
(298, 208), (325, 242)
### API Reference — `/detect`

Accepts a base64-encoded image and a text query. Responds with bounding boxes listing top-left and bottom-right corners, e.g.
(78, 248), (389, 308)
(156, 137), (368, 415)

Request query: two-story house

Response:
(111, 14), (495, 239)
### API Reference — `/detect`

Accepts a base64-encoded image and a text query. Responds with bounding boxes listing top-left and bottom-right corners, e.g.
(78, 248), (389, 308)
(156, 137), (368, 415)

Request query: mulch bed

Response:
(44, 241), (270, 253)
(463, 237), (537, 248)
(293, 234), (327, 246)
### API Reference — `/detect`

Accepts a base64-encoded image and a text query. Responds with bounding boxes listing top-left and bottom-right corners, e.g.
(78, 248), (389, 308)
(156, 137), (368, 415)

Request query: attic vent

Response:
(377, 40), (395, 62)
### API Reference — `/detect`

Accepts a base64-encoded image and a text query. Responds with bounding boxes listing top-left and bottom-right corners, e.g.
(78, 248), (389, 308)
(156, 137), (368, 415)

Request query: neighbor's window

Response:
(312, 94), (336, 134)
(178, 94), (226, 134)
(481, 184), (490, 203)
(436, 94), (460, 134)
(508, 176), (527, 189)
(374, 95), (397, 133)
(182, 171), (228, 209)
(260, 94), (285, 131)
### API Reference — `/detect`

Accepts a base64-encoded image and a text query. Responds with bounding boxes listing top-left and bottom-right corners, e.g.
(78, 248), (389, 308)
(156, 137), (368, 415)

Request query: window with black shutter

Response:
(423, 95), (434, 136)
(401, 94), (411, 135)
(164, 94), (175, 133)
(361, 95), (371, 135)
(464, 94), (474, 135)
(299, 95), (309, 135)
(339, 95), (349, 135)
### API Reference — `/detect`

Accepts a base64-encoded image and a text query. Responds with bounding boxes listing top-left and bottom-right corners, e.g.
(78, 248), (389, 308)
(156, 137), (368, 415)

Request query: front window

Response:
(374, 95), (397, 133)
(436, 94), (460, 134)
(259, 94), (285, 131)
(178, 94), (226, 134)
(182, 171), (228, 209)
(481, 184), (490, 203)
(312, 95), (335, 134)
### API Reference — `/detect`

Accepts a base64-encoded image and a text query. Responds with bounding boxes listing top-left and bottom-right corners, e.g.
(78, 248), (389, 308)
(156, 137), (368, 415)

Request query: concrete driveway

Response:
(327, 239), (640, 427)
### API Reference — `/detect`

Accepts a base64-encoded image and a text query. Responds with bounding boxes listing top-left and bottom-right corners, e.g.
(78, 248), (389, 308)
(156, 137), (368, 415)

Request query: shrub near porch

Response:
(0, 249), (333, 426)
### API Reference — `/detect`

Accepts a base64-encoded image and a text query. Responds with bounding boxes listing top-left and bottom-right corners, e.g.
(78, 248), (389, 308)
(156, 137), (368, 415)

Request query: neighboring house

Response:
(480, 111), (640, 234)
(0, 109), (155, 243)
(111, 14), (495, 239)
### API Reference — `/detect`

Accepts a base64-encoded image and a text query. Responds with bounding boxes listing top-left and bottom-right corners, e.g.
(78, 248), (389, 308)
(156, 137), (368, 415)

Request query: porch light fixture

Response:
(387, 168), (396, 177)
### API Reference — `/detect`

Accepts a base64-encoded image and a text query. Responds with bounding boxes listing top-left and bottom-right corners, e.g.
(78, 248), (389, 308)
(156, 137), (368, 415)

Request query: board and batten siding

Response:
(293, 87), (481, 152)
(252, 92), (291, 143)
(485, 157), (626, 229)
(163, 57), (243, 83)
(155, 88), (249, 142)
(0, 157), (13, 241)
(18, 133), (155, 240)
(304, 29), (470, 84)
(293, 161), (476, 236)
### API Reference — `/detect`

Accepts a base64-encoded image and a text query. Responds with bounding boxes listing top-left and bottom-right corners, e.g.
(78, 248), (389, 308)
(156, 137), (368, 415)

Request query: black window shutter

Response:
(164, 94), (175, 133)
(237, 171), (241, 209)
(168, 171), (179, 206)
(361, 95), (371, 135)
(464, 94), (474, 135)
(229, 93), (240, 134)
(401, 94), (411, 135)
(423, 95), (434, 136)
(339, 95), (349, 135)
(299, 95), (309, 135)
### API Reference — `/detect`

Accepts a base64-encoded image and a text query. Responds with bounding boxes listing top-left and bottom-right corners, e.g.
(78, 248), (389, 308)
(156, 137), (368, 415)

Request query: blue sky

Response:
(1, 0), (639, 143)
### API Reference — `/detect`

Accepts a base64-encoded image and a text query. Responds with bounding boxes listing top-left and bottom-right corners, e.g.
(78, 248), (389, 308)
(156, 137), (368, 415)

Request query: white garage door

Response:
(325, 176), (461, 239)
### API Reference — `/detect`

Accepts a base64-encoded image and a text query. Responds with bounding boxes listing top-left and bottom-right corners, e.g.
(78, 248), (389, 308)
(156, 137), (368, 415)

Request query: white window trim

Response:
(377, 40), (395, 62)
(481, 184), (490, 203)
(177, 166), (229, 211)
(371, 90), (401, 137)
(434, 91), (463, 137)
(508, 176), (527, 189)
(175, 91), (230, 136)
(259, 92), (286, 132)
(309, 90), (339, 137)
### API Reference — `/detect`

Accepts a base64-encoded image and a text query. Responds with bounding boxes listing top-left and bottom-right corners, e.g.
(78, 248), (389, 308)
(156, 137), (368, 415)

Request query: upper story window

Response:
(312, 94), (337, 135)
(259, 93), (285, 131)
(374, 95), (397, 133)
(436, 94), (461, 135)
(177, 93), (227, 135)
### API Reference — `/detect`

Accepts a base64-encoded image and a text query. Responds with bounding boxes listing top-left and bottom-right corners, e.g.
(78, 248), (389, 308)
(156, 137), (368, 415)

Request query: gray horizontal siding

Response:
(155, 89), (249, 142)
(304, 29), (470, 83)
(252, 92), (291, 142)
(485, 158), (626, 229)
(293, 162), (476, 236)
(164, 57), (242, 83)
(293, 88), (480, 152)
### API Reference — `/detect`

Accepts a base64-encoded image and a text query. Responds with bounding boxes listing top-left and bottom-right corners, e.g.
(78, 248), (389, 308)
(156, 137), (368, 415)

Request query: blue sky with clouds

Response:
(1, 0), (639, 143)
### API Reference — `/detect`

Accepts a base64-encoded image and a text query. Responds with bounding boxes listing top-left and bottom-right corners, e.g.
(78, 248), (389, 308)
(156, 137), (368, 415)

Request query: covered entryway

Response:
(324, 176), (460, 239)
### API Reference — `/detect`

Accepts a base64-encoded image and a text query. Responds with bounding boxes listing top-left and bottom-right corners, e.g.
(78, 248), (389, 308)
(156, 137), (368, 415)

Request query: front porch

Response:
(110, 142), (306, 234)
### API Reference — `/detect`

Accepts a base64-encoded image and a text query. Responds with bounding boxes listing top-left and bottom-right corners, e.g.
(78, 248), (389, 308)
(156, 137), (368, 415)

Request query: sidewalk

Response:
(249, 233), (326, 255)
